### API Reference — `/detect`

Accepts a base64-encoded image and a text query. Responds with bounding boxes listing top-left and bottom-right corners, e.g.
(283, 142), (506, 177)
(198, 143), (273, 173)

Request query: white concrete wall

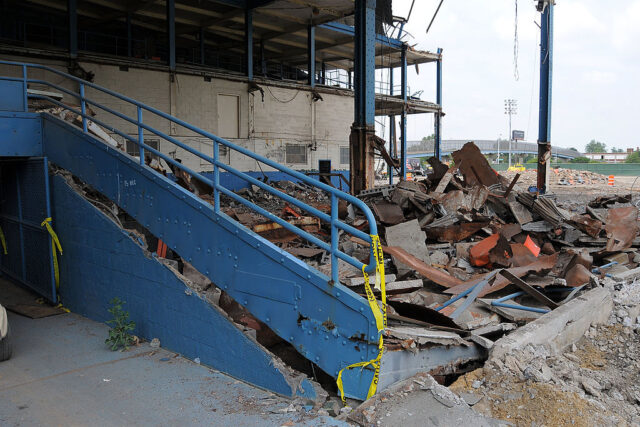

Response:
(0, 56), (354, 173)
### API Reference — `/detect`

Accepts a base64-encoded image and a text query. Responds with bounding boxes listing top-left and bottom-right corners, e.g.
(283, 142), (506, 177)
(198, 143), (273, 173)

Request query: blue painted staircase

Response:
(0, 60), (384, 400)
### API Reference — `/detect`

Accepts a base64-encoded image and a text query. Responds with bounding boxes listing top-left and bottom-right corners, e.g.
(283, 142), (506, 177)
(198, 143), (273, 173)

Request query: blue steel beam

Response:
(434, 48), (443, 160)
(308, 26), (315, 87)
(320, 22), (404, 50)
(400, 45), (407, 179)
(353, 0), (376, 127)
(406, 150), (576, 160)
(388, 67), (394, 185)
(350, 0), (376, 193)
(537, 1), (554, 193)
(68, 0), (77, 58)
(166, 0), (176, 70)
(246, 8), (253, 80)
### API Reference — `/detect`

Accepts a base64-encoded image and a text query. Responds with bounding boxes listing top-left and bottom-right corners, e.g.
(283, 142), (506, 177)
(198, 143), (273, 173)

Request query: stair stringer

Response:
(40, 113), (379, 400)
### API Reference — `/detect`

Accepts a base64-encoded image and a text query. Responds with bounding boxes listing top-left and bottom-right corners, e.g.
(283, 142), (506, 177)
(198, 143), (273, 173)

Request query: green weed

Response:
(105, 297), (135, 351)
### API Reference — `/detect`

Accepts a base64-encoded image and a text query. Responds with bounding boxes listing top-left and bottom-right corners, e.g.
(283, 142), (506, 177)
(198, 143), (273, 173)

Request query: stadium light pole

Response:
(504, 99), (518, 168)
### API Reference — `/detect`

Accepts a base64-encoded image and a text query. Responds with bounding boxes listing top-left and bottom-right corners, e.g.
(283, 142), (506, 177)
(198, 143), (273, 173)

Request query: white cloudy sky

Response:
(387, 0), (640, 151)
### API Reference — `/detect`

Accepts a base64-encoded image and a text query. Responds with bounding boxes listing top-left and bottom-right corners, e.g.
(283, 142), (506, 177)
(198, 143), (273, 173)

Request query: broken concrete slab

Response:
(469, 334), (494, 349)
(385, 326), (470, 347)
(490, 286), (613, 360)
(433, 166), (455, 194)
(508, 201), (533, 224)
(473, 322), (517, 336)
(350, 373), (504, 427)
(346, 274), (397, 287)
(385, 219), (432, 275)
(611, 266), (640, 283)
(182, 262), (212, 292)
(386, 279), (424, 293)
(602, 252), (630, 266)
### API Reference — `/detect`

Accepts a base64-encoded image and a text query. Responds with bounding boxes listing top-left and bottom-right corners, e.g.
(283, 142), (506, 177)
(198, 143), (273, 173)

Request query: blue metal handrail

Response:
(0, 59), (379, 283)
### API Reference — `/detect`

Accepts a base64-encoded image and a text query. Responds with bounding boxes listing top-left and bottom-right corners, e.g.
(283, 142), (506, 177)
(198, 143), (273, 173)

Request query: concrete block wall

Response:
(50, 173), (316, 398)
(0, 56), (354, 174)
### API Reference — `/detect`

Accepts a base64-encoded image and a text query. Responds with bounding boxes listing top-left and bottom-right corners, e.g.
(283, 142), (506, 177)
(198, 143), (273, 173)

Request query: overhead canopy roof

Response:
(24, 0), (439, 70)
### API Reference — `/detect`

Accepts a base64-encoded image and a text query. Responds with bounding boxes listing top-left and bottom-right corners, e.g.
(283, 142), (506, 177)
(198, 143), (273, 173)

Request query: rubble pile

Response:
(53, 132), (640, 419)
(449, 277), (640, 426)
(503, 167), (610, 188)
(223, 142), (640, 369)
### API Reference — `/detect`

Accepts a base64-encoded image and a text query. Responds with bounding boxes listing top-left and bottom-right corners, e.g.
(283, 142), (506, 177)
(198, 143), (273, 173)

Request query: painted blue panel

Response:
(0, 112), (42, 156)
(50, 174), (316, 399)
(0, 80), (25, 112)
(40, 114), (378, 400)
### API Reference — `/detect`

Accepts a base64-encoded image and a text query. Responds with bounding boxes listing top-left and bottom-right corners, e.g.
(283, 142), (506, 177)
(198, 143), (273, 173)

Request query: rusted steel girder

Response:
(349, 125), (376, 195)
(537, 141), (551, 192)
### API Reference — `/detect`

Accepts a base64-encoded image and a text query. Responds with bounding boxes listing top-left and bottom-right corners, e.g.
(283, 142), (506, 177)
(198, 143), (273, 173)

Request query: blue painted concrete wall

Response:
(50, 174), (315, 399)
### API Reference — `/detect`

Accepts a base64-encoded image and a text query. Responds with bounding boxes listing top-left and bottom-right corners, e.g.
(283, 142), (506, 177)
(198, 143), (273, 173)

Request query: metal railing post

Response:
(137, 106), (144, 165)
(22, 65), (28, 112)
(213, 140), (220, 212)
(330, 193), (339, 285)
(79, 83), (88, 133)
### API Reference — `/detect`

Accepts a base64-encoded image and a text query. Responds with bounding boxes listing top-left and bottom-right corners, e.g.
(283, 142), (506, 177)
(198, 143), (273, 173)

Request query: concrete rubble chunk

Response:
(611, 266), (640, 283)
(384, 219), (432, 275)
(490, 286), (613, 360)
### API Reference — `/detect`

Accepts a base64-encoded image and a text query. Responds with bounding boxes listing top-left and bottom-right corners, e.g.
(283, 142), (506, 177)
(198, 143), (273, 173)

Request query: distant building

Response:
(583, 148), (636, 163)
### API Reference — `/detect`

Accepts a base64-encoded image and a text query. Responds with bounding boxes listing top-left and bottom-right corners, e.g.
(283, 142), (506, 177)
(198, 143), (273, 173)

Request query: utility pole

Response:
(504, 99), (517, 168)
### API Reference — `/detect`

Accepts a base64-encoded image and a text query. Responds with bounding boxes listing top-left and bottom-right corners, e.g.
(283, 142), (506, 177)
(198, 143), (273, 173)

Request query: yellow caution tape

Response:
(0, 225), (7, 255)
(55, 303), (70, 313)
(41, 217), (63, 291)
(336, 234), (386, 404)
(36, 297), (70, 313)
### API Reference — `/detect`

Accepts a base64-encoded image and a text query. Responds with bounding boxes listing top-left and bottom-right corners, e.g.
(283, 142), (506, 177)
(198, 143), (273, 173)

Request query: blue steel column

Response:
(349, 0), (376, 194)
(434, 48), (443, 160)
(308, 26), (315, 87)
(166, 0), (175, 71)
(245, 8), (253, 80)
(400, 45), (407, 179)
(68, 0), (77, 58)
(388, 67), (394, 185)
(537, 1), (553, 193)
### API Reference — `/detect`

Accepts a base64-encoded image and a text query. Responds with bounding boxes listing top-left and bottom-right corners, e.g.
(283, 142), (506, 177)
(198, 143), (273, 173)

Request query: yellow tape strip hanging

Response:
(41, 217), (63, 291)
(0, 225), (7, 254)
(336, 234), (386, 404)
